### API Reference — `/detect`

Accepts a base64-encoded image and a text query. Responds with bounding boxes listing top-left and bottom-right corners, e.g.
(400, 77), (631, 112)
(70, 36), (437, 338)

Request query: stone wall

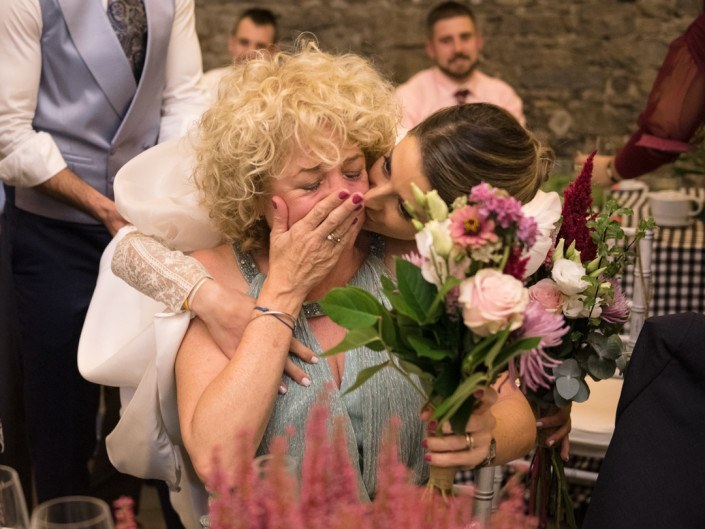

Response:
(195, 0), (701, 162)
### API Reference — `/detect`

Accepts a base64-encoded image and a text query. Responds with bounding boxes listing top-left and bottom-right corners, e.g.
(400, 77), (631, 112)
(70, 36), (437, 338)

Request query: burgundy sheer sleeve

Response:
(614, 13), (705, 179)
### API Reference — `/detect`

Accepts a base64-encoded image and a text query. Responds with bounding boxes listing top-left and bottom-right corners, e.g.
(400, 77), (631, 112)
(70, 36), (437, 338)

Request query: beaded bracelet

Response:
(253, 305), (297, 333)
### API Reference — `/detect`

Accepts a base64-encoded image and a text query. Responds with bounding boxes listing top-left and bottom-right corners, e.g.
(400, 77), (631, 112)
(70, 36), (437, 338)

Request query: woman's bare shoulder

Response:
(191, 244), (242, 288)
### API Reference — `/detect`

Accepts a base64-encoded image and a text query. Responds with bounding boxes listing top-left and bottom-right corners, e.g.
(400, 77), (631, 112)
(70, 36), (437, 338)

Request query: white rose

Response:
(458, 269), (529, 337)
(551, 258), (589, 295)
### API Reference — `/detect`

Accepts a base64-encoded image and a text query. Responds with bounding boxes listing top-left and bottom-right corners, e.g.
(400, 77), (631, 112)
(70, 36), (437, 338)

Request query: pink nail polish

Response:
(428, 421), (437, 432)
(354, 204), (363, 211)
(352, 193), (363, 204)
(424, 454), (432, 462)
(352, 217), (358, 225)
(474, 389), (484, 399)
(338, 191), (350, 200)
(421, 438), (428, 448)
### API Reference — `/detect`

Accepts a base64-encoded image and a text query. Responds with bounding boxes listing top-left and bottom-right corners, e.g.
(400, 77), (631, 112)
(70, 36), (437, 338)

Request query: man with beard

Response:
(396, 2), (525, 129)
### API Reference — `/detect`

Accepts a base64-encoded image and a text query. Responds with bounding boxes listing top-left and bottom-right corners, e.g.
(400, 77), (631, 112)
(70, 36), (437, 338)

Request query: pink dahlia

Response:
(449, 205), (498, 249)
(601, 279), (629, 324)
(516, 301), (569, 392)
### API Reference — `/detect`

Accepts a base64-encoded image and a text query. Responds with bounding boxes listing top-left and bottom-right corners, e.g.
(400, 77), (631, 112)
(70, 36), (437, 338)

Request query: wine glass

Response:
(0, 465), (30, 529)
(30, 497), (114, 529)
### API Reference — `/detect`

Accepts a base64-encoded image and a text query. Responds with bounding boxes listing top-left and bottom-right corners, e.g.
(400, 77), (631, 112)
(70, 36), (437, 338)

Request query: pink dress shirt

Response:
(395, 66), (525, 129)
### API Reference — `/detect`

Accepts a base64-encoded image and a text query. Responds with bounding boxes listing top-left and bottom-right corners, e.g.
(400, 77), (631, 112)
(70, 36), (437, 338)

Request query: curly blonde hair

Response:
(194, 42), (399, 250)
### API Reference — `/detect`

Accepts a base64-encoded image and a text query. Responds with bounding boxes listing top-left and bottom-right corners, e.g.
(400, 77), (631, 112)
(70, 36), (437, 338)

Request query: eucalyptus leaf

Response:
(320, 287), (383, 328)
(586, 355), (616, 380)
(556, 376), (580, 400)
(573, 378), (590, 403)
(553, 386), (572, 408)
(342, 361), (390, 395)
(606, 334), (623, 360)
(553, 358), (581, 378)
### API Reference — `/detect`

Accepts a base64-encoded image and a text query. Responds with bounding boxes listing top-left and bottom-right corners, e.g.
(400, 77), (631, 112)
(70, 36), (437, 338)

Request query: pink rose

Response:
(528, 278), (565, 313)
(458, 269), (529, 337)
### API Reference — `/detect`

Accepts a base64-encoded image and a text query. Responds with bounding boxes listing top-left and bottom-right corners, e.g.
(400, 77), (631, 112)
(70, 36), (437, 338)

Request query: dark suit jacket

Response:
(583, 312), (705, 529)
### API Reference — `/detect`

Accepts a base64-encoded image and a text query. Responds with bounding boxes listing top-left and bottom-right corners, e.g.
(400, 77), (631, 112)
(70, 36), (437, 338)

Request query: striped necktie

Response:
(107, 0), (148, 80)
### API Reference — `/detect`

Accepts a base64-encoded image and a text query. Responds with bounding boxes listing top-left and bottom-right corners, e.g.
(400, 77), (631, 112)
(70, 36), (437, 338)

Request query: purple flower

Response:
(516, 301), (569, 392)
(601, 279), (629, 324)
(517, 215), (539, 248)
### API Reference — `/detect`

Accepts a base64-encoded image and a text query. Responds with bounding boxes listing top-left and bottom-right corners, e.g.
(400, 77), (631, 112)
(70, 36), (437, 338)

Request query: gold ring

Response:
(326, 232), (342, 244)
(465, 432), (474, 451)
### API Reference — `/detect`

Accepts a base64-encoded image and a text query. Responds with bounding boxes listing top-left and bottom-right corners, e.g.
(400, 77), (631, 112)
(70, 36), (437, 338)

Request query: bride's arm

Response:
(111, 189), (363, 380)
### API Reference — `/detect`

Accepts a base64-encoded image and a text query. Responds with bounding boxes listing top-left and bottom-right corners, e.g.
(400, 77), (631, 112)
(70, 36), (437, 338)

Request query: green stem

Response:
(387, 351), (428, 401)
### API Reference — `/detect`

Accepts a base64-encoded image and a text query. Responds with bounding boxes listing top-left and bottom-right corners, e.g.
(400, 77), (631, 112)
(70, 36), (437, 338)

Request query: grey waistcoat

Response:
(15, 0), (174, 223)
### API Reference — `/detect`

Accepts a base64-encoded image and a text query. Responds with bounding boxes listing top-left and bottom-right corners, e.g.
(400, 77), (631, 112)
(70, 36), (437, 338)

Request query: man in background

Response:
(396, 1), (525, 129)
(0, 0), (207, 512)
(201, 8), (278, 102)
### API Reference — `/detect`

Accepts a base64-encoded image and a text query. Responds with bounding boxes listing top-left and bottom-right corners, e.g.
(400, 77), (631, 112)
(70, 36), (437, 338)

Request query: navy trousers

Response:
(3, 200), (109, 502)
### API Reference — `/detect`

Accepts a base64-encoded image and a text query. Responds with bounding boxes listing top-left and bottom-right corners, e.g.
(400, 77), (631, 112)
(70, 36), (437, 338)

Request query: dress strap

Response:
(232, 243), (259, 285)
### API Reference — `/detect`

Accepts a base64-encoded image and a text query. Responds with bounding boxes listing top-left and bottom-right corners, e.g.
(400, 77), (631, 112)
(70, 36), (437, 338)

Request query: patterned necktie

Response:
(454, 88), (470, 105)
(107, 0), (148, 80)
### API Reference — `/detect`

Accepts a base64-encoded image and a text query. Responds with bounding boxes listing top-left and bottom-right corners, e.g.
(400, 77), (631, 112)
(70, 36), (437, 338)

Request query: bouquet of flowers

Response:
(519, 153), (654, 528)
(321, 182), (567, 494)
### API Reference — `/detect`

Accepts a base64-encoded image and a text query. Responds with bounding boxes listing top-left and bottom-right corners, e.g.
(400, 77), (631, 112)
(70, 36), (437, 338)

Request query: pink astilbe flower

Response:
(601, 279), (629, 324)
(449, 205), (498, 249)
(113, 496), (137, 529)
(491, 477), (539, 529)
(204, 392), (541, 529)
(556, 151), (598, 262)
(516, 301), (569, 392)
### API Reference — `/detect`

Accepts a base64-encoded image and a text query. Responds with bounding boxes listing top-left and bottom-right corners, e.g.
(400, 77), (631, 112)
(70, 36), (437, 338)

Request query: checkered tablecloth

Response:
(609, 185), (705, 319)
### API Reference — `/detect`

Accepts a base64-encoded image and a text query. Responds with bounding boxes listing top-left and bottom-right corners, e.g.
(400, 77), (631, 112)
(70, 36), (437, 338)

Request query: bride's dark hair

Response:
(409, 103), (554, 205)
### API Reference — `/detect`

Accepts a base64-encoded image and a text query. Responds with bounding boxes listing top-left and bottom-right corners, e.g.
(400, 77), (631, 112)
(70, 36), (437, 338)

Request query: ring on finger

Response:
(464, 432), (474, 451)
(326, 231), (342, 244)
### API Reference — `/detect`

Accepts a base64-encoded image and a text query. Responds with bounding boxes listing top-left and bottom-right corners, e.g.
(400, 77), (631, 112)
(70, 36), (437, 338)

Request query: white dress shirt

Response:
(0, 0), (207, 188)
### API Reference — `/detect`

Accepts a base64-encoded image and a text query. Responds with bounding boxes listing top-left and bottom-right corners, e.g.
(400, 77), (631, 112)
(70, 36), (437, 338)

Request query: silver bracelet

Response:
(253, 306), (297, 333)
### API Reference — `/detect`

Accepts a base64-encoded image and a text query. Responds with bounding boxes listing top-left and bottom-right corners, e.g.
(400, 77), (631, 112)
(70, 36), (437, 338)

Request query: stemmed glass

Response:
(0, 465), (30, 529)
(30, 497), (114, 529)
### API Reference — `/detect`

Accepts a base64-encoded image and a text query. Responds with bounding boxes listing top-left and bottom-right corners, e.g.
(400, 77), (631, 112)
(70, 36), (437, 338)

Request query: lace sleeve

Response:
(111, 230), (212, 313)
